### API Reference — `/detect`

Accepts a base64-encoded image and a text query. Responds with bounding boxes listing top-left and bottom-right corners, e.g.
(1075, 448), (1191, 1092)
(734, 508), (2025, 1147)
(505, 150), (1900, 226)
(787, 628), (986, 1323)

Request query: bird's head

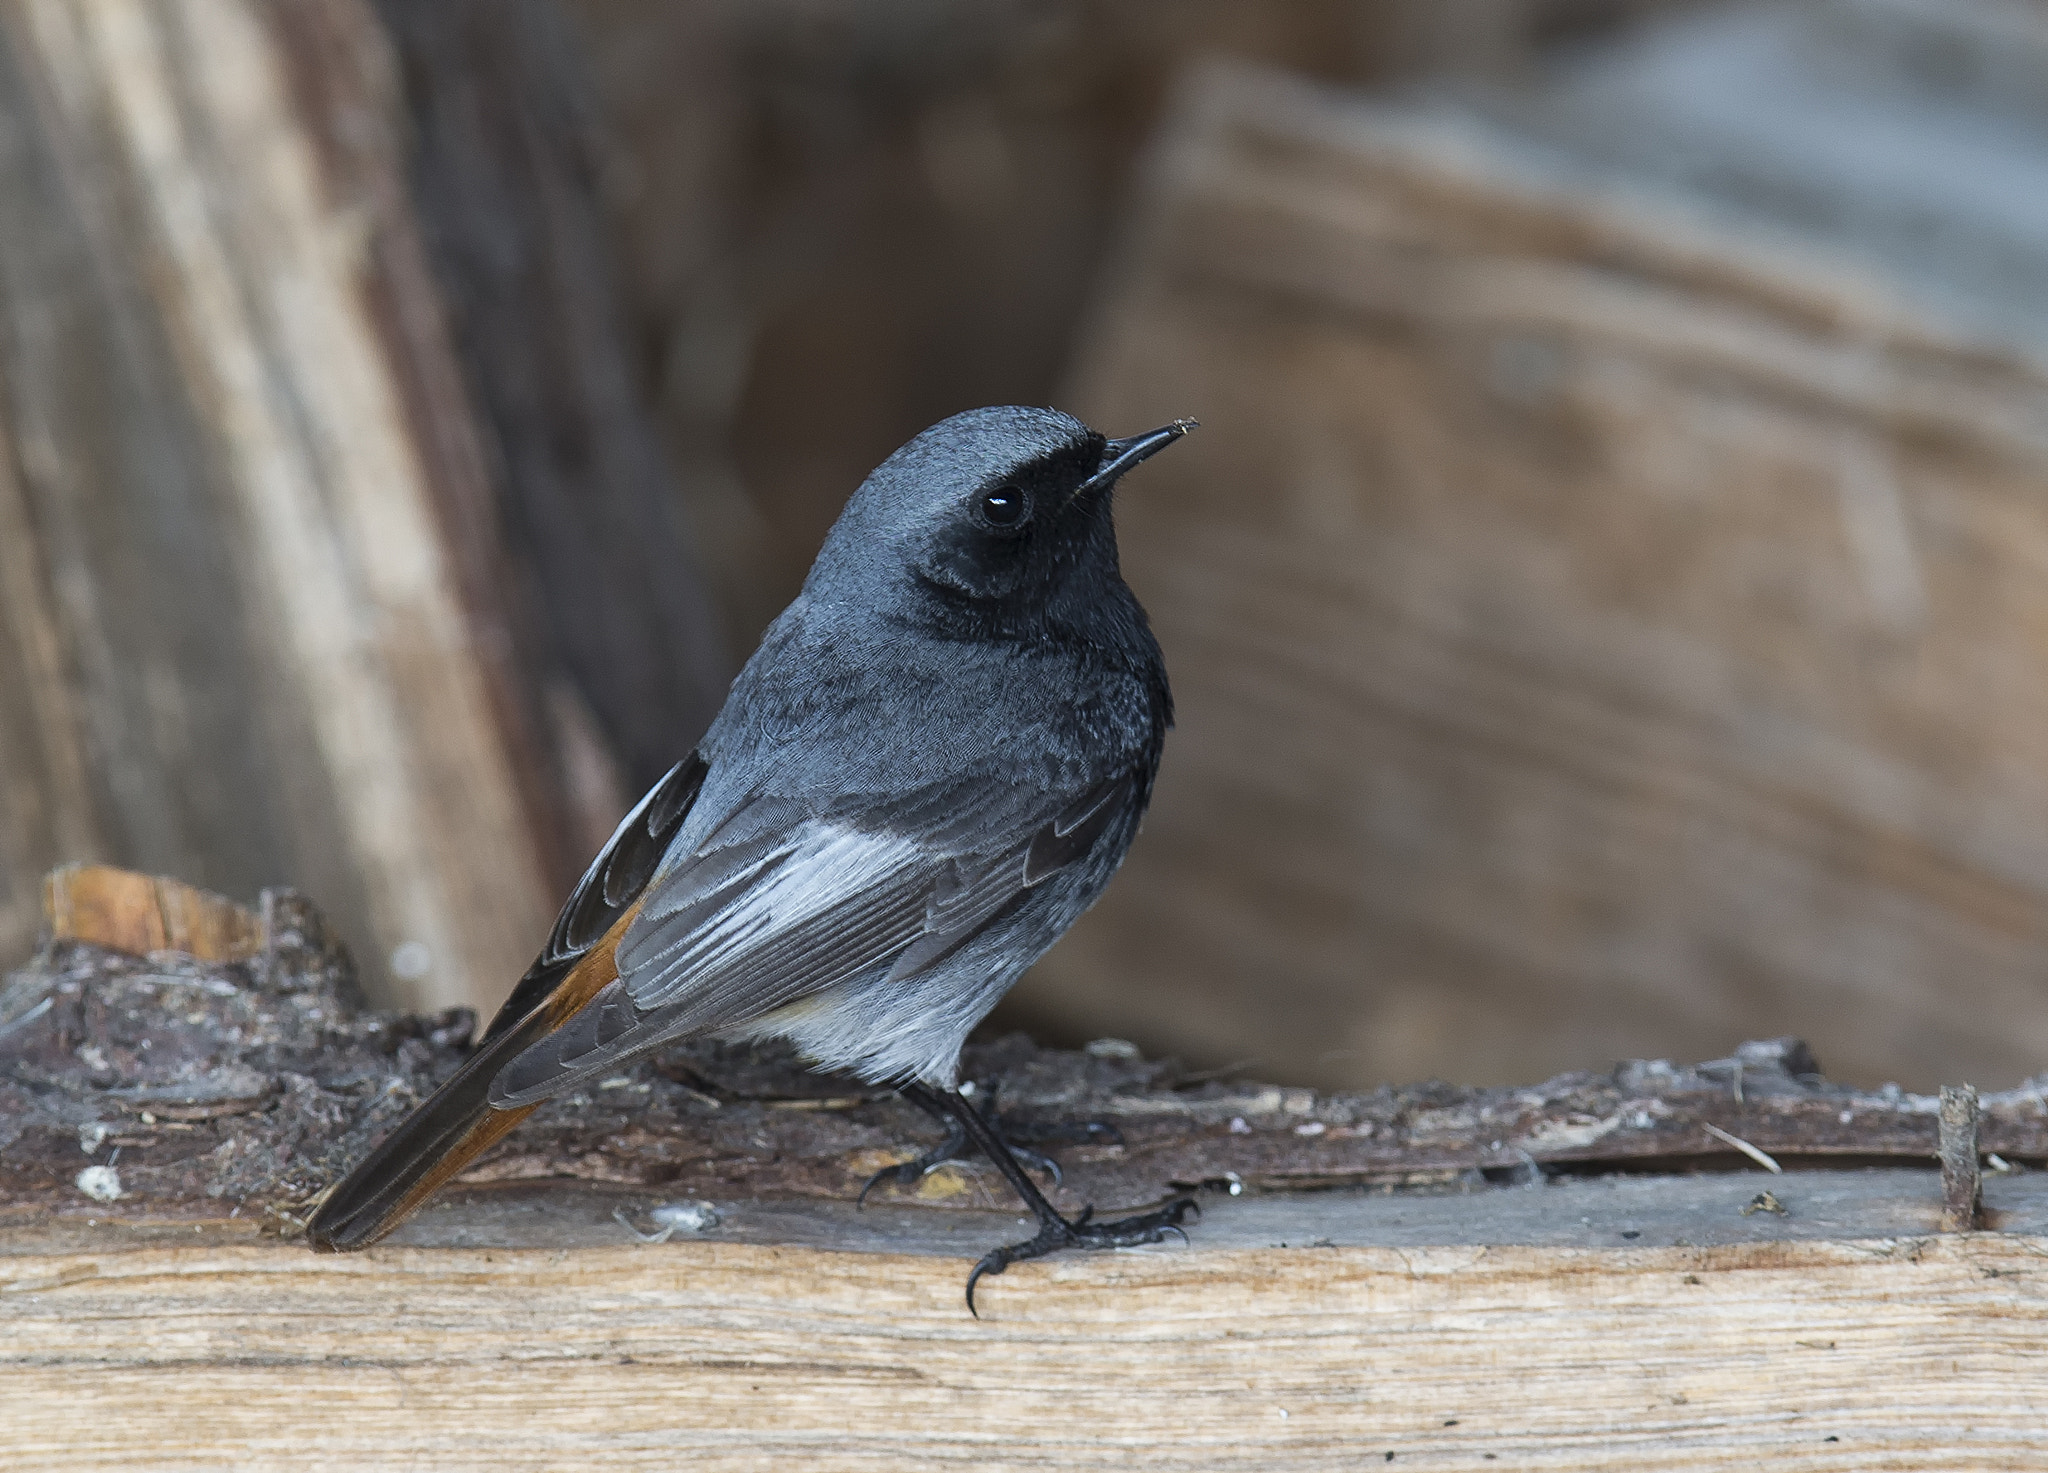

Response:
(807, 405), (1194, 641)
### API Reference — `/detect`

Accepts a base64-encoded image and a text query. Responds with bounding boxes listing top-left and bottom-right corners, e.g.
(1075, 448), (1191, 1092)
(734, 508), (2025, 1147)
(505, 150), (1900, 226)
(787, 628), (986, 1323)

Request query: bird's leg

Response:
(857, 1079), (1065, 1206)
(923, 1085), (1197, 1317)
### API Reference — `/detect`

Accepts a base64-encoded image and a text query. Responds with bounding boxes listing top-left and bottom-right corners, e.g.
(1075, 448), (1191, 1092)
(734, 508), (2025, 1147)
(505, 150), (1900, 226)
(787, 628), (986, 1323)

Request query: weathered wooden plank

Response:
(2, 1216), (2045, 1471)
(1048, 54), (2048, 1093)
(259, 0), (608, 889)
(0, 0), (649, 1012)
(367, 0), (731, 809)
(0, 3), (307, 970)
(34, 0), (560, 1009)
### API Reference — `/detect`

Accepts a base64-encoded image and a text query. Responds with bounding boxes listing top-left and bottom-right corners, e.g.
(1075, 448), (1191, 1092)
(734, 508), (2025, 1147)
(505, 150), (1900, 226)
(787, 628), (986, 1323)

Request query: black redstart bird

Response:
(307, 405), (1195, 1311)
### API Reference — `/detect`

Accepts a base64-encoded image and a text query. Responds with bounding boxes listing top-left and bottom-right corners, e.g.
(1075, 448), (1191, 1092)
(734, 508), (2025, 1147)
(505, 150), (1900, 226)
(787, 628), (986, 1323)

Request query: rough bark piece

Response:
(40, 865), (264, 965)
(4, 876), (2044, 1233)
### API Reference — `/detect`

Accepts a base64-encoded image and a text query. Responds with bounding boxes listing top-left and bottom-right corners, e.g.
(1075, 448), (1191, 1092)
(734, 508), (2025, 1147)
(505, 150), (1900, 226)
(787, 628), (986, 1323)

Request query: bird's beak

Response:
(1078, 418), (1198, 495)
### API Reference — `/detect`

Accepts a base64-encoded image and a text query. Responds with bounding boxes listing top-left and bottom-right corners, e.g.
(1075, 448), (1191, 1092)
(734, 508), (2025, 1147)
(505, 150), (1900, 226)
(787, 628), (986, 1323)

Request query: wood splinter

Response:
(1939, 1084), (1982, 1232)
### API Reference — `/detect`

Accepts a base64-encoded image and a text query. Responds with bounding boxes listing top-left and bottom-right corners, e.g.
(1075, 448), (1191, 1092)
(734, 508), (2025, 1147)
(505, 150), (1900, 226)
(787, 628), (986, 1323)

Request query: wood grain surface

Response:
(3, 1208), (2046, 1471)
(0, 0), (562, 1008)
(0, 0), (732, 1014)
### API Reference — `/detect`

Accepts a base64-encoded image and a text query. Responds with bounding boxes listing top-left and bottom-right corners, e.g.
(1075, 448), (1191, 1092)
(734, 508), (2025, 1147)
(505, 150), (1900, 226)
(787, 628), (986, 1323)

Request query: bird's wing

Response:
(485, 769), (1134, 1107)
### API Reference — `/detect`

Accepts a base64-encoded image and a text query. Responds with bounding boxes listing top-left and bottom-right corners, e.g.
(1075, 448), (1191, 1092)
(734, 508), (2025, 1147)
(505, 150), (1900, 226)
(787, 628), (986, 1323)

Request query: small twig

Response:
(763, 1096), (866, 1111)
(1939, 1084), (1982, 1232)
(1702, 1122), (1782, 1174)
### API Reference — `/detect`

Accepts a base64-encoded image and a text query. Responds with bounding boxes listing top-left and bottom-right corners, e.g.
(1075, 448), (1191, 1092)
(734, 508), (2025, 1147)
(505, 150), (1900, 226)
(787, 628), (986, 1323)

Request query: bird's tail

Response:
(306, 919), (635, 1252)
(309, 759), (701, 1251)
(303, 1016), (546, 1252)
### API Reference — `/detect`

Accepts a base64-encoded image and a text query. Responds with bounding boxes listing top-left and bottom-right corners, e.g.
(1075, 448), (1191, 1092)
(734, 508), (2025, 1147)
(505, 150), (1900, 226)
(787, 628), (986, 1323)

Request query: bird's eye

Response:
(977, 486), (1028, 528)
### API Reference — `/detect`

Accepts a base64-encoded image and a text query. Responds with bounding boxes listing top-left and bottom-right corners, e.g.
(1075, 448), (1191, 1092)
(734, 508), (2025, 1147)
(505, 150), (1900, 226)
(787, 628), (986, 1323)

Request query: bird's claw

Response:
(855, 1155), (930, 1208)
(964, 1195), (1199, 1316)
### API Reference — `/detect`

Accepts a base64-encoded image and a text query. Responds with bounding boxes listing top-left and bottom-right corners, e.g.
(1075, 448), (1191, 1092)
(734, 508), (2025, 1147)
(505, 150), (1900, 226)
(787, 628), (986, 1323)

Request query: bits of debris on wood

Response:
(6, 892), (2048, 1228)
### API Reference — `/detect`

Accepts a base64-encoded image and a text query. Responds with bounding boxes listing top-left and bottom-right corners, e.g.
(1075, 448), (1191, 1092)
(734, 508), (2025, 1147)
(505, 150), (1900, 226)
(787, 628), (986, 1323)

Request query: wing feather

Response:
(487, 770), (1137, 1107)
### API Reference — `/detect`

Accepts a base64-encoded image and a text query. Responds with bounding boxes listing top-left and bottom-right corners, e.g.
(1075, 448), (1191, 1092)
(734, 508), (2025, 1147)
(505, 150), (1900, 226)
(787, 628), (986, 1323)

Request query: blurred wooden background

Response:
(8, 0), (2048, 1092)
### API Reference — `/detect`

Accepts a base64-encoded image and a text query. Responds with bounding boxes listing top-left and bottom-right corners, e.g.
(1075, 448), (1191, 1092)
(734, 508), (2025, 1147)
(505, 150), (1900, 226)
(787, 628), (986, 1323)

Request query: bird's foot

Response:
(964, 1196), (1198, 1316)
(858, 1081), (1071, 1205)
